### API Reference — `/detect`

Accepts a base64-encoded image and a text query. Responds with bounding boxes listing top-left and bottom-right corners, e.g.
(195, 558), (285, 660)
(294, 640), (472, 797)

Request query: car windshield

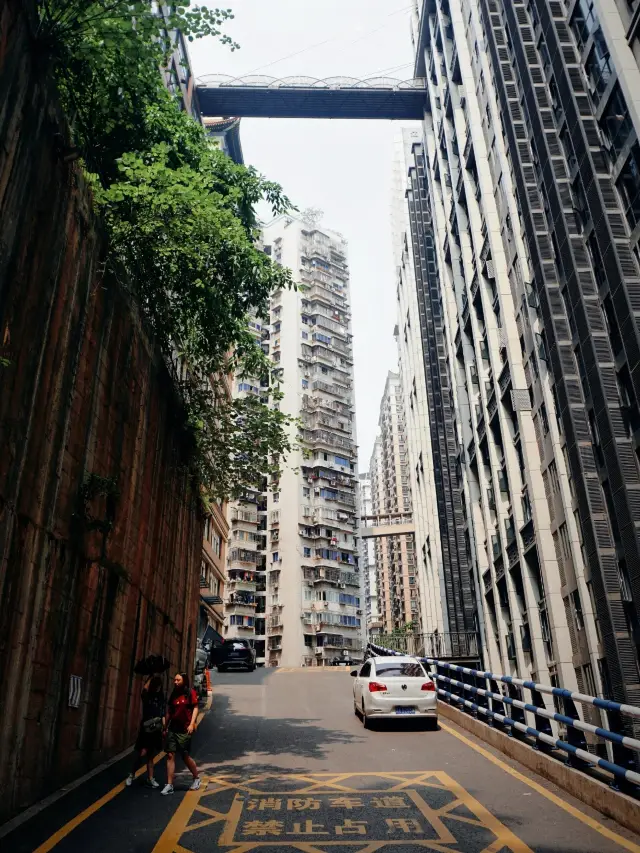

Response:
(375, 662), (427, 678)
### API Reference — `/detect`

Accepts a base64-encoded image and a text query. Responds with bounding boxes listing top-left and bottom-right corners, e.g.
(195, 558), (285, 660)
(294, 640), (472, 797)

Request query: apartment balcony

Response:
(302, 566), (360, 587)
(302, 428), (355, 454)
(316, 634), (363, 651)
(230, 508), (258, 524)
(520, 517), (536, 552)
(311, 379), (350, 400)
(226, 593), (257, 610)
(498, 363), (512, 397)
(228, 548), (259, 566)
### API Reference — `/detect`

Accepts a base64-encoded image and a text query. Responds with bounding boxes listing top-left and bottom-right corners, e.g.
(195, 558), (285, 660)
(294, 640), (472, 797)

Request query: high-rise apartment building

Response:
(358, 472), (381, 633)
(369, 372), (420, 633)
(400, 0), (640, 713)
(392, 127), (449, 638)
(259, 215), (363, 667)
(224, 309), (269, 665)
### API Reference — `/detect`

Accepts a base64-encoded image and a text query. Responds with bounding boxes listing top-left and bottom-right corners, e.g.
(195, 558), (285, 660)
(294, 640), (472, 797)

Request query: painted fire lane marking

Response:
(152, 771), (533, 852)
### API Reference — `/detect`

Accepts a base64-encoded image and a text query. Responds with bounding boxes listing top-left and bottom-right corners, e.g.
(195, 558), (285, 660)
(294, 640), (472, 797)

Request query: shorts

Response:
(165, 729), (192, 756)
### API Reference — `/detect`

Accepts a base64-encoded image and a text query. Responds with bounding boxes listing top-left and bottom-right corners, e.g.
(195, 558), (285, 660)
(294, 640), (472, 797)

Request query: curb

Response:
(439, 701), (640, 836)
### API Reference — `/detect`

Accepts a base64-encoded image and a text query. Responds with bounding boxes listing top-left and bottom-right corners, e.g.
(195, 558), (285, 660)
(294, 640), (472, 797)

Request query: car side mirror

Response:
(350, 669), (358, 677)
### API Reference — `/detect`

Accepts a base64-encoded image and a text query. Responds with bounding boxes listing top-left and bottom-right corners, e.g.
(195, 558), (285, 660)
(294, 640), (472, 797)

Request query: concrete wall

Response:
(0, 0), (203, 821)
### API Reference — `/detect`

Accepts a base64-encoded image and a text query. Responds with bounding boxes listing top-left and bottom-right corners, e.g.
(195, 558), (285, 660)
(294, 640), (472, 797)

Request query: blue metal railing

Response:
(365, 641), (640, 793)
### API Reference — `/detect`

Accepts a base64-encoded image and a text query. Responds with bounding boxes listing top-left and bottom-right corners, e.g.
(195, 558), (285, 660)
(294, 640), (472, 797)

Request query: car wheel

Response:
(354, 703), (360, 717)
(362, 702), (370, 729)
(248, 664), (255, 672)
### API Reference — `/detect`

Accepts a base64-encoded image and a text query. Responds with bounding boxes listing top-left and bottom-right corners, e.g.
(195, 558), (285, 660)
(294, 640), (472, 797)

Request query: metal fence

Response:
(366, 642), (640, 796)
(373, 632), (480, 660)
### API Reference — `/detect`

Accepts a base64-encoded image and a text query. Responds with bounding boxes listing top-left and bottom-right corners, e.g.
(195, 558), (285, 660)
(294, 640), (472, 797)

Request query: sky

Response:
(189, 1), (421, 470)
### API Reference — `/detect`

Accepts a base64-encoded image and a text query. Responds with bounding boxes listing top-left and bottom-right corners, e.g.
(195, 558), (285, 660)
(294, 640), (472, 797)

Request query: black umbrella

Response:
(134, 654), (171, 676)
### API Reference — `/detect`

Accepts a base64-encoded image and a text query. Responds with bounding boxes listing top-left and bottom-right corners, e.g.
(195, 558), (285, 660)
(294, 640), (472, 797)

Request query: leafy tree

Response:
(35, 1), (238, 184)
(37, 0), (300, 500)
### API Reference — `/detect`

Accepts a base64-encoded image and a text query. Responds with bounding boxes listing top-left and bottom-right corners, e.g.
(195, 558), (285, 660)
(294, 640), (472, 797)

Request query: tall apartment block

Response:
(224, 309), (270, 665)
(402, 0), (640, 714)
(358, 472), (382, 633)
(392, 127), (450, 638)
(260, 215), (363, 667)
(369, 373), (420, 632)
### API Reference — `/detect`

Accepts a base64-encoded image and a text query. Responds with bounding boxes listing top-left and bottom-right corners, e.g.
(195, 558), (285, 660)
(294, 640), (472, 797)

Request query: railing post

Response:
(529, 688), (554, 753)
(506, 683), (527, 741)
(489, 679), (507, 732)
(561, 693), (589, 770)
(473, 670), (490, 720)
(606, 708), (639, 795)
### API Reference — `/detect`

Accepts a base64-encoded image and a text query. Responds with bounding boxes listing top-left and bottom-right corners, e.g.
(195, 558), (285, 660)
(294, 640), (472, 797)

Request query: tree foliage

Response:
(37, 1), (298, 501)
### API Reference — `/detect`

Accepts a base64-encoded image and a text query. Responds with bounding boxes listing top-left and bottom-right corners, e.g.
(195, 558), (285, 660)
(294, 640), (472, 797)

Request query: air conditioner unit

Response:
(339, 583), (346, 589)
(307, 477), (314, 484)
(324, 602), (329, 608)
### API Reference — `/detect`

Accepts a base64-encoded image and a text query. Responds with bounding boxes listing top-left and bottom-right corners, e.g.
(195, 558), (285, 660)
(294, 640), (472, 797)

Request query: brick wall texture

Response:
(0, 0), (204, 821)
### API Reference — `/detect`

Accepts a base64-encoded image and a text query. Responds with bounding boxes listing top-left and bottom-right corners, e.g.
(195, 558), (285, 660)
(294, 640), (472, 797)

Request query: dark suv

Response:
(214, 639), (256, 672)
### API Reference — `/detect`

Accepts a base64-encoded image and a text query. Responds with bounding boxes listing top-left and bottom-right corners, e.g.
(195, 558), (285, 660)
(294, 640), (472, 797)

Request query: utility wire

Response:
(243, 3), (414, 76)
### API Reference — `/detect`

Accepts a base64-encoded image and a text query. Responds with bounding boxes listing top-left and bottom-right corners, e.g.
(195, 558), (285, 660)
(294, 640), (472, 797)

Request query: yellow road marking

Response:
(439, 721), (640, 853)
(34, 692), (213, 853)
(149, 770), (536, 852)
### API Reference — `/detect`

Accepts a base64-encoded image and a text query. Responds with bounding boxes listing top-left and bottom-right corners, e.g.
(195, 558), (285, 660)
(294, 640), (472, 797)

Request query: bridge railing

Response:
(365, 642), (640, 796)
(373, 632), (480, 660)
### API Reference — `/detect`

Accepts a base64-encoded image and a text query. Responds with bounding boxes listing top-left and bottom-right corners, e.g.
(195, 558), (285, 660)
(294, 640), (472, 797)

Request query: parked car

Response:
(351, 656), (437, 729)
(213, 639), (256, 672)
(193, 647), (209, 697)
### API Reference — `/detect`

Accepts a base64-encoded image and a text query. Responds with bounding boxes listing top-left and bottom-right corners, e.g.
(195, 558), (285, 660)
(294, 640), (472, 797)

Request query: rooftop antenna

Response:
(301, 207), (324, 227)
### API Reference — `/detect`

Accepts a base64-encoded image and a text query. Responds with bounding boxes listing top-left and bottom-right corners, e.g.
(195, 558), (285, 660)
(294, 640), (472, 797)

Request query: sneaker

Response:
(189, 777), (201, 791)
(160, 784), (174, 796)
(125, 774), (134, 787)
(147, 778), (160, 789)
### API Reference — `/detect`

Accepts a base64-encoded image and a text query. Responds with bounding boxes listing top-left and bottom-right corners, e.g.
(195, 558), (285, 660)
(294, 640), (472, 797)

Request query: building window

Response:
(303, 547), (311, 557)
(599, 84), (633, 163)
(571, 589), (585, 630)
(570, 0), (598, 51)
(584, 29), (614, 106)
(616, 142), (640, 230)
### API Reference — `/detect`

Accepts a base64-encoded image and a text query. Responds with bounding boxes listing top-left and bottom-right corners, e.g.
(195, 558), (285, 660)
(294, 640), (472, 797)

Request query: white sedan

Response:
(351, 656), (438, 729)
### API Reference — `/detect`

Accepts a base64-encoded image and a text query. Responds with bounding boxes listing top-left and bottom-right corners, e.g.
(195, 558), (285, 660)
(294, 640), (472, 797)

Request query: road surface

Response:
(3, 668), (639, 853)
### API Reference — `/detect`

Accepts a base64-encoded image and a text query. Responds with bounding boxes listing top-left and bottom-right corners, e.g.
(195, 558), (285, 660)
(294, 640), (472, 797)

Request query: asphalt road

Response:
(3, 667), (640, 853)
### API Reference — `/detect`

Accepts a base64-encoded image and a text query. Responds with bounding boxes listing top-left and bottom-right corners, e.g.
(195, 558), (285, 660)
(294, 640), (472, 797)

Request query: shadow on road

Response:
(198, 694), (363, 766)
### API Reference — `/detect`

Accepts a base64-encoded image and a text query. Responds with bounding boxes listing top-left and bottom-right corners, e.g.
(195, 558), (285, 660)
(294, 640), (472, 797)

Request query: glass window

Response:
(616, 142), (640, 231)
(584, 29), (614, 106)
(570, 0), (598, 51)
(374, 662), (427, 678)
(360, 662), (371, 678)
(599, 84), (633, 163)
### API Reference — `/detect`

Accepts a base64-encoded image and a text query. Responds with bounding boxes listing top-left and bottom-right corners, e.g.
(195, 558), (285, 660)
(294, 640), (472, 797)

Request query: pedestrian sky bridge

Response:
(196, 75), (429, 120)
(359, 512), (415, 539)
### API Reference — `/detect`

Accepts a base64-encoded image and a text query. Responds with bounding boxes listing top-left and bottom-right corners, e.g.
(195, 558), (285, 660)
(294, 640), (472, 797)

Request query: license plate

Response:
(395, 707), (416, 715)
(229, 652), (240, 657)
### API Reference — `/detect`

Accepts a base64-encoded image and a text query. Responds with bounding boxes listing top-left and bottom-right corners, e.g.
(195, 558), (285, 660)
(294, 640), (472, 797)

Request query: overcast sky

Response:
(189, 1), (420, 470)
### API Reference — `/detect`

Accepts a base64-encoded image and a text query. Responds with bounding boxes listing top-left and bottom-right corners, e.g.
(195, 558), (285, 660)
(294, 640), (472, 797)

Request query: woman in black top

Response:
(126, 675), (165, 788)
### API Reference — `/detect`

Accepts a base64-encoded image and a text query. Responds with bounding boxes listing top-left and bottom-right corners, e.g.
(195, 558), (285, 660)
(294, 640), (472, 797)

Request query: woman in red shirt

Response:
(161, 673), (200, 795)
